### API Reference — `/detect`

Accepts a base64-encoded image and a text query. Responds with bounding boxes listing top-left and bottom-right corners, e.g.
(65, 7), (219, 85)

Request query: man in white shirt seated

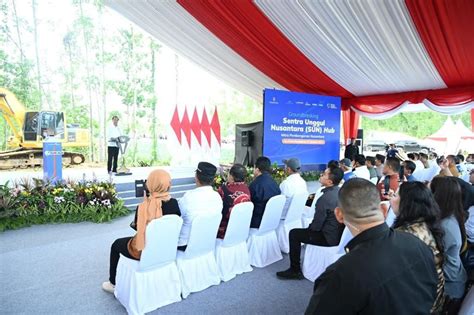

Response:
(177, 161), (223, 250)
(106, 116), (123, 174)
(352, 154), (370, 180)
(279, 158), (308, 219)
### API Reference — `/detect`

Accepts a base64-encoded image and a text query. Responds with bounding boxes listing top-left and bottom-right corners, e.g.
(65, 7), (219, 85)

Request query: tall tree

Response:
(77, 0), (95, 161)
(31, 0), (43, 108)
(149, 40), (161, 163)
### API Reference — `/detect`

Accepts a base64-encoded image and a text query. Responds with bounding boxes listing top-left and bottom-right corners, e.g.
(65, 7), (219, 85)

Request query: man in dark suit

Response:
(248, 156), (281, 228)
(344, 138), (359, 161)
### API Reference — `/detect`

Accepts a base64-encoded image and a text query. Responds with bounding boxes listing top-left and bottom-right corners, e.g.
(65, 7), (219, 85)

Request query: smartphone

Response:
(135, 180), (149, 198)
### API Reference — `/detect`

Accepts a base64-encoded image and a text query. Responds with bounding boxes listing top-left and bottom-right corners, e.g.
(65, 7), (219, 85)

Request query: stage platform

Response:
(0, 166), (197, 210)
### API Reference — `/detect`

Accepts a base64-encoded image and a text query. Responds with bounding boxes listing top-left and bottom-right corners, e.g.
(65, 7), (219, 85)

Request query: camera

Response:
(135, 180), (149, 198)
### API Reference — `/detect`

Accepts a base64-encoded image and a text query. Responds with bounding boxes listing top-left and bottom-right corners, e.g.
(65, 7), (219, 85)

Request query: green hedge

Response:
(0, 178), (129, 231)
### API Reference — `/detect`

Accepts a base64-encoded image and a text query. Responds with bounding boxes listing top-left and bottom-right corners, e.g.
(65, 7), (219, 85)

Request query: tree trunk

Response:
(99, 4), (107, 163)
(150, 40), (158, 163)
(79, 0), (95, 162)
(31, 0), (43, 109)
(12, 0), (24, 62)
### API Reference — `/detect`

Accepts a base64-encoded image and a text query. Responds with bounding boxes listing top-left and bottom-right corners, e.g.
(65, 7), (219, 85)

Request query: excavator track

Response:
(0, 148), (85, 170)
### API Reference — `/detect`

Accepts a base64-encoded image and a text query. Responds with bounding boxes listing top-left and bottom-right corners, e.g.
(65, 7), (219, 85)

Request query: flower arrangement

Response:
(0, 178), (129, 231)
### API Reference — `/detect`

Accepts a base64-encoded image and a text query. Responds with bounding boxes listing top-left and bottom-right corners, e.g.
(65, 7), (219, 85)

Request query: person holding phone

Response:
(102, 169), (181, 294)
(377, 157), (401, 201)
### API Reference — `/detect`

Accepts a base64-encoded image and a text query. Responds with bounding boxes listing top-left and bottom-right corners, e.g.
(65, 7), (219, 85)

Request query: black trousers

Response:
(289, 228), (328, 271)
(109, 237), (138, 285)
(107, 146), (119, 173)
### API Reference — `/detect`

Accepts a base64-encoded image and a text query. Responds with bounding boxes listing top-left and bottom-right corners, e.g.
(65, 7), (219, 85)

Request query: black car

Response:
(394, 140), (431, 153)
(363, 140), (387, 152)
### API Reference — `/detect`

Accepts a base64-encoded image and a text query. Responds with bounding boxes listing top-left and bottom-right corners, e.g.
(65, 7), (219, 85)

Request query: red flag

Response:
(201, 109), (212, 146)
(181, 107), (192, 148)
(211, 107), (221, 145)
(191, 107), (202, 146)
(170, 105), (181, 144)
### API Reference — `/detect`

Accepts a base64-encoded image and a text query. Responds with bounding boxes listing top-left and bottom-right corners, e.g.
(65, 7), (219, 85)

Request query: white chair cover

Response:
(302, 226), (353, 282)
(115, 215), (183, 315)
(370, 177), (378, 184)
(215, 202), (253, 281)
(459, 286), (474, 315)
(177, 212), (222, 298)
(302, 187), (324, 228)
(277, 192), (308, 253)
(247, 195), (286, 268)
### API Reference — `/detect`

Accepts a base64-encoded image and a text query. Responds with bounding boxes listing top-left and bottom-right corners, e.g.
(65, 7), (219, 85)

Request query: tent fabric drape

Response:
(255, 0), (446, 96)
(105, 0), (474, 139)
(105, 0), (285, 101)
(406, 0), (474, 87)
(176, 0), (352, 97)
(342, 108), (360, 141)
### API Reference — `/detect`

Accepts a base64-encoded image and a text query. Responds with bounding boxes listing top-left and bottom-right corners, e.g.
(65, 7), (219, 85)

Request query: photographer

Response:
(101, 169), (181, 294)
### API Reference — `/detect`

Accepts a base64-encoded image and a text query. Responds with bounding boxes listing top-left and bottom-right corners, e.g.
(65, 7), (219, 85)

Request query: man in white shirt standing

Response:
(107, 116), (122, 174)
(178, 161), (223, 249)
(352, 154), (371, 180)
(280, 158), (308, 219)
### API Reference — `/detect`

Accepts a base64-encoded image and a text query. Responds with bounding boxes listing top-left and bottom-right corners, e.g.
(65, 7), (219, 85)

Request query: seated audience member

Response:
(279, 158), (308, 218)
(420, 152), (430, 169)
(377, 157), (400, 201)
(431, 177), (467, 313)
(365, 156), (378, 181)
(470, 169), (474, 186)
(339, 158), (355, 183)
(276, 167), (344, 280)
(403, 160), (417, 182)
(438, 156), (454, 177)
(390, 181), (445, 313)
(305, 179), (438, 314)
(102, 169), (181, 293)
(327, 159), (339, 170)
(249, 156), (281, 228)
(412, 152), (425, 174)
(386, 143), (398, 158)
(178, 162), (223, 248)
(217, 163), (251, 239)
(375, 154), (385, 179)
(352, 154), (370, 180)
(467, 153), (474, 163)
(447, 155), (460, 177)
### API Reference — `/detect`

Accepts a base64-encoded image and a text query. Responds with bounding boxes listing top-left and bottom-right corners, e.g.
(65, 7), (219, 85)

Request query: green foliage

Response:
(362, 111), (472, 139)
(0, 178), (129, 231)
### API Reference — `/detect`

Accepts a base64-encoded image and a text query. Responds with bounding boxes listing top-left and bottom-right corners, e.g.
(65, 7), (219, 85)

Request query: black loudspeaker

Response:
(357, 129), (363, 139)
(241, 130), (253, 147)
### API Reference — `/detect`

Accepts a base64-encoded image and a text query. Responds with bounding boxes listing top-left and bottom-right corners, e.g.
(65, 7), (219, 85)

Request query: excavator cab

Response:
(23, 111), (65, 141)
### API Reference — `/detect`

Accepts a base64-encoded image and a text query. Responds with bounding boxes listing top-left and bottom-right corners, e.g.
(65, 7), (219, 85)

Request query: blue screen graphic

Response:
(263, 89), (341, 167)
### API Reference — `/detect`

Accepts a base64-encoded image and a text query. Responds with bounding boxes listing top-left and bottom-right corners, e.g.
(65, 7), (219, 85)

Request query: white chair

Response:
(459, 285), (474, 315)
(177, 212), (222, 298)
(302, 226), (353, 282)
(302, 187), (324, 228)
(370, 177), (378, 185)
(247, 195), (286, 268)
(115, 215), (183, 315)
(277, 192), (309, 253)
(215, 202), (253, 281)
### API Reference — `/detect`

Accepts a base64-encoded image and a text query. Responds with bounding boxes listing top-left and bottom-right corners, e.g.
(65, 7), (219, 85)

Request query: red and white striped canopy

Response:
(106, 0), (474, 126)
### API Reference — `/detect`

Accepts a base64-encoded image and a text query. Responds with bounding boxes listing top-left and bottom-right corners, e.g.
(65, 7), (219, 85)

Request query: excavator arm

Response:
(0, 88), (26, 146)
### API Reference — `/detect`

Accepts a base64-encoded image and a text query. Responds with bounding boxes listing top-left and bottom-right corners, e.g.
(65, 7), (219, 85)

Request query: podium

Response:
(115, 135), (132, 176)
(43, 139), (63, 183)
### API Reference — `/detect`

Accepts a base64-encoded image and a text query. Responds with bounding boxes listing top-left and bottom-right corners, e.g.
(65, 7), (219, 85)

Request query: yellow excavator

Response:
(0, 88), (90, 169)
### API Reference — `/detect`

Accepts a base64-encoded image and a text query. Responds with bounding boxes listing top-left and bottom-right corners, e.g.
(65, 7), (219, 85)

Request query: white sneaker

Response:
(102, 281), (115, 293)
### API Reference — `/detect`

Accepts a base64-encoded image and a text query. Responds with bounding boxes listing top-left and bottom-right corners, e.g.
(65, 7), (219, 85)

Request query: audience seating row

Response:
(114, 195), (291, 314)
